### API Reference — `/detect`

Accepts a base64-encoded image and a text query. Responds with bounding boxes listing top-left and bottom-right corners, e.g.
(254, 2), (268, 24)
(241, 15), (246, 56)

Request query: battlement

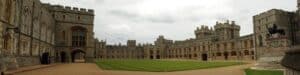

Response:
(42, 3), (94, 15)
(195, 25), (213, 34)
(253, 9), (293, 19)
(214, 20), (240, 30)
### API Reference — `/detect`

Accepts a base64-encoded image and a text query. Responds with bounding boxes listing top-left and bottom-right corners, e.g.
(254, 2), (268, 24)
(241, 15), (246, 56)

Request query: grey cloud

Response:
(109, 10), (138, 18)
(145, 16), (176, 24)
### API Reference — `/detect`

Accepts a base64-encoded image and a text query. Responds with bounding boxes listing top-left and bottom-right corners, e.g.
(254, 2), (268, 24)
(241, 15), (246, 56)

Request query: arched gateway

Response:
(71, 49), (86, 63)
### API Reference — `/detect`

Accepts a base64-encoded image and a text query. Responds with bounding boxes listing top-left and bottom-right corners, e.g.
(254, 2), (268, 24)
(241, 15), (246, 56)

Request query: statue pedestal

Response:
(255, 36), (290, 69)
(281, 46), (300, 75)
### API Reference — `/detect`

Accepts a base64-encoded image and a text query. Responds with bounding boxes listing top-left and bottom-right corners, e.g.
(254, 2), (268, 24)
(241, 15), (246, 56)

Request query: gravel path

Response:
(15, 63), (254, 75)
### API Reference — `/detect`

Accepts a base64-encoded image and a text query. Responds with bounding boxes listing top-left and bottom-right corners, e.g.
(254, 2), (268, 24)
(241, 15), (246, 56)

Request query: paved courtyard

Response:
(15, 63), (253, 75)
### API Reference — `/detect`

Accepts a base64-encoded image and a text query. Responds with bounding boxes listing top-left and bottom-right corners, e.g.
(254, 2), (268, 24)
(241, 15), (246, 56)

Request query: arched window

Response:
(3, 33), (11, 50)
(71, 26), (87, 47)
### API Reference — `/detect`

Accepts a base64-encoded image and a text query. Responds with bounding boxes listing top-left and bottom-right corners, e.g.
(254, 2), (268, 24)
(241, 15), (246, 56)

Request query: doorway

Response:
(224, 52), (229, 60)
(41, 52), (50, 64)
(71, 50), (86, 63)
(201, 53), (208, 61)
(60, 52), (66, 63)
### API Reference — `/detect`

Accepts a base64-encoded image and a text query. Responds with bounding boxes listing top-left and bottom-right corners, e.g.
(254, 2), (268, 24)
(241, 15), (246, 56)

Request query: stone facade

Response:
(43, 3), (95, 63)
(0, 0), (95, 72)
(97, 21), (255, 61)
(253, 9), (294, 58)
(253, 9), (294, 69)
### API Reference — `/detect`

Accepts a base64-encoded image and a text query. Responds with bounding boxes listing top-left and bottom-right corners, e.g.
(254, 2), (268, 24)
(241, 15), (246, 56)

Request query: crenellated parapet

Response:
(214, 20), (240, 30)
(253, 9), (294, 22)
(195, 25), (214, 34)
(42, 3), (94, 15)
(195, 25), (214, 39)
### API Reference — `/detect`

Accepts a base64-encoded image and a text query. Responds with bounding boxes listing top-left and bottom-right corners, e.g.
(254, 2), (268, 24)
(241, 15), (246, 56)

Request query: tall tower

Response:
(214, 20), (240, 40)
(127, 40), (136, 47)
(195, 25), (214, 39)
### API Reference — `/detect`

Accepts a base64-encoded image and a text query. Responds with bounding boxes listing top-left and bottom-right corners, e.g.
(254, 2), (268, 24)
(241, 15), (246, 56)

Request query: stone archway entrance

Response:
(201, 53), (208, 61)
(41, 52), (50, 65)
(60, 52), (67, 63)
(71, 50), (86, 63)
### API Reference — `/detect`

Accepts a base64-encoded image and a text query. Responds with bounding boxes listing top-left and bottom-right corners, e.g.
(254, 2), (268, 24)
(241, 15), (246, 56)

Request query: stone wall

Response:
(16, 56), (40, 67)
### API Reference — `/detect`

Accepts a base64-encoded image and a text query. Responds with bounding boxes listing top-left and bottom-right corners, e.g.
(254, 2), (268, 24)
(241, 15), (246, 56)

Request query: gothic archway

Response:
(71, 50), (86, 63)
(41, 52), (50, 64)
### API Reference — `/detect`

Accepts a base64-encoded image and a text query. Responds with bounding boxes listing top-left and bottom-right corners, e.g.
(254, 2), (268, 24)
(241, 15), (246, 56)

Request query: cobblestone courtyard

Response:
(15, 63), (253, 75)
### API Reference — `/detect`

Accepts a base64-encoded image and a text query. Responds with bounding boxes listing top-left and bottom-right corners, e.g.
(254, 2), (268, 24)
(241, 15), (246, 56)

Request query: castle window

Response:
(62, 31), (65, 40)
(224, 43), (227, 50)
(78, 16), (81, 20)
(231, 51), (237, 56)
(258, 35), (263, 47)
(250, 40), (254, 48)
(217, 52), (222, 56)
(63, 15), (66, 19)
(71, 26), (87, 47)
(4, 0), (12, 21)
(150, 50), (153, 55)
(3, 33), (11, 50)
(231, 43), (235, 49)
(251, 51), (255, 55)
(244, 50), (249, 55)
(244, 41), (247, 48)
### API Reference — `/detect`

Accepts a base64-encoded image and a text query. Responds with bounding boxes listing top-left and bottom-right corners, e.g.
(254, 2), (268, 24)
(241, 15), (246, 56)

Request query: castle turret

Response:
(127, 40), (136, 47)
(195, 25), (214, 39)
(214, 20), (240, 40)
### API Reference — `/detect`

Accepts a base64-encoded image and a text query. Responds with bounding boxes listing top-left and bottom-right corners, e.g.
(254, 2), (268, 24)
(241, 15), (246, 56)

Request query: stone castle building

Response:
(1, 0), (300, 74)
(97, 20), (255, 61)
(0, 0), (95, 72)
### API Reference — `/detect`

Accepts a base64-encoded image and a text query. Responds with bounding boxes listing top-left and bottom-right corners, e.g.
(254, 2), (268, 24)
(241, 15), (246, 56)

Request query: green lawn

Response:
(95, 59), (245, 72)
(245, 69), (283, 75)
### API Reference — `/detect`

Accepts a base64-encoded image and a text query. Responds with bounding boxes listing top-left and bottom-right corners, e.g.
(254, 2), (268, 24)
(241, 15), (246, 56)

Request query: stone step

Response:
(3, 64), (59, 75)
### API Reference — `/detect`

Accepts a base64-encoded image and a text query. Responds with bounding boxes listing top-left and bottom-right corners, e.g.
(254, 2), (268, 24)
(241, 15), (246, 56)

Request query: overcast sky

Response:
(40, 0), (297, 45)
